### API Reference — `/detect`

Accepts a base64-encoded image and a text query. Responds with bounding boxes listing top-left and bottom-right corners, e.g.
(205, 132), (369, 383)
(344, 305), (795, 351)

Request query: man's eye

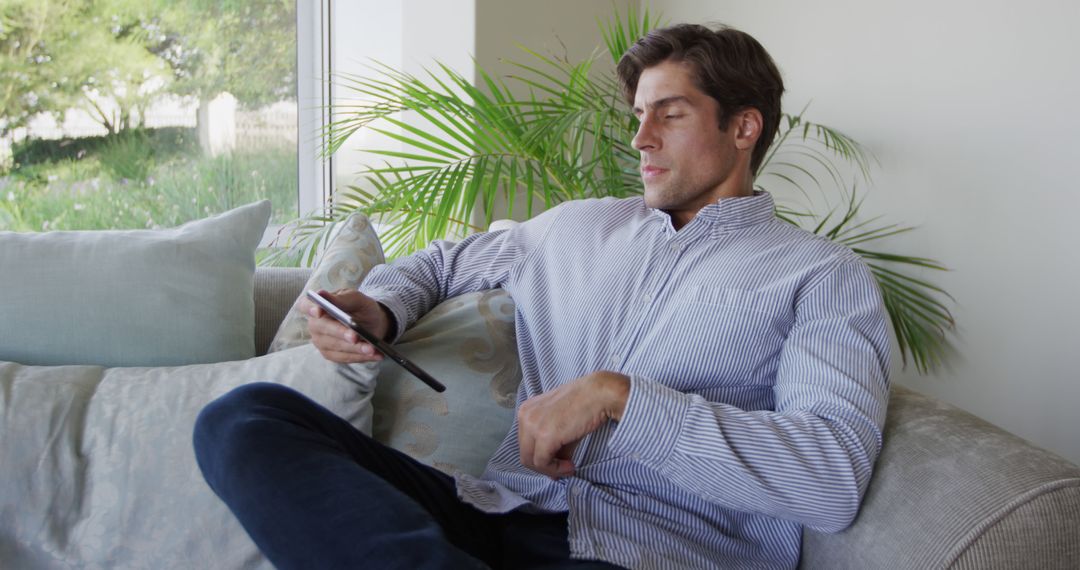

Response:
(665, 114), (684, 119)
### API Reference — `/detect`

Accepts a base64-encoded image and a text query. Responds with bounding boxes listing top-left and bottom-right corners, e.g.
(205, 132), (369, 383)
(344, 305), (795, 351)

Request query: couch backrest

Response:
(253, 267), (311, 355)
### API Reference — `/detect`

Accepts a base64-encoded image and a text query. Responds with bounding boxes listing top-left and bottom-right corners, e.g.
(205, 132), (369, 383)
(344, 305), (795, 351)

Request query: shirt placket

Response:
(608, 227), (696, 370)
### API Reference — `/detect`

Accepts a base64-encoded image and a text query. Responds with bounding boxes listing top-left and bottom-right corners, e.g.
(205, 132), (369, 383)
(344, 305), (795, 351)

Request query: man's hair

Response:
(616, 24), (785, 174)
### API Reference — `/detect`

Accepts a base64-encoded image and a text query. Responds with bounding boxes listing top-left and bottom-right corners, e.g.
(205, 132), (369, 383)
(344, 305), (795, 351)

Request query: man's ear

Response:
(732, 108), (763, 151)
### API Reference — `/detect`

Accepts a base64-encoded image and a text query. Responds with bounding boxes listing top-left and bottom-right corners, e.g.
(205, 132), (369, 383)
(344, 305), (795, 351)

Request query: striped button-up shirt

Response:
(362, 191), (891, 569)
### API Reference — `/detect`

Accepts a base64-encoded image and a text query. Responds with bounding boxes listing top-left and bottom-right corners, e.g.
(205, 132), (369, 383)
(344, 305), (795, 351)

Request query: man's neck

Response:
(668, 182), (755, 231)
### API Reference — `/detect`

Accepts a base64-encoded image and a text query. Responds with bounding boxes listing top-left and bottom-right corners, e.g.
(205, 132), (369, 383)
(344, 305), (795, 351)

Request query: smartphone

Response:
(305, 290), (446, 393)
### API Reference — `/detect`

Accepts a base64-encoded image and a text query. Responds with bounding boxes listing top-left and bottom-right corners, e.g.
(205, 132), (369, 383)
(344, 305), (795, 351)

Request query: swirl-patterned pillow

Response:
(268, 212), (385, 352)
(372, 289), (521, 476)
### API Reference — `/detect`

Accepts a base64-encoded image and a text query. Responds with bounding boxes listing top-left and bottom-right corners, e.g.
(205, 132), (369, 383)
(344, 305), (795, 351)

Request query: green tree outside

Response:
(1, 0), (295, 136)
(1, 0), (299, 233)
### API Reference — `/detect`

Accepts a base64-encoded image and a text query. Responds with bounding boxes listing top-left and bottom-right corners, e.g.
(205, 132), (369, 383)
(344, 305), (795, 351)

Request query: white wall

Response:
(475, 0), (635, 84)
(332, 1), (476, 195)
(331, 0), (477, 198)
(653, 0), (1080, 463)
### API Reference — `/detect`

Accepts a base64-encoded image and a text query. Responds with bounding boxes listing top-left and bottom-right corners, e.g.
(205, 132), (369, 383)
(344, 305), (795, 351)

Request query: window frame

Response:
(295, 0), (333, 227)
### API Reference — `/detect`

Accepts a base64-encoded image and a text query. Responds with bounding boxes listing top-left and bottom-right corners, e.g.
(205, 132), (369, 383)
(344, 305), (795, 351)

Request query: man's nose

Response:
(632, 118), (659, 151)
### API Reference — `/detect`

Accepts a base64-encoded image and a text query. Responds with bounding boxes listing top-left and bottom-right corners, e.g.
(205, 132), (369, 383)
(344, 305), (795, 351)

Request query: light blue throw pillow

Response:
(0, 200), (271, 367)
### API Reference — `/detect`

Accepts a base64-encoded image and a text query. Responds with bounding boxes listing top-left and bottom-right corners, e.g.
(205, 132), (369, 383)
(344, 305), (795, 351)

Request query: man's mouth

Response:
(641, 165), (669, 179)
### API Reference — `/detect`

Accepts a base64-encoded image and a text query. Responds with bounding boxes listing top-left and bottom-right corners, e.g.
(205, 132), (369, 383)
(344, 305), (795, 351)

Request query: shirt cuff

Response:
(607, 374), (691, 468)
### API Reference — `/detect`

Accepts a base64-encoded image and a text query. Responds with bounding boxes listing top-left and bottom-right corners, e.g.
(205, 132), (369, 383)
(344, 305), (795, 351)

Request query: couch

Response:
(256, 267), (1080, 570)
(2, 203), (1077, 569)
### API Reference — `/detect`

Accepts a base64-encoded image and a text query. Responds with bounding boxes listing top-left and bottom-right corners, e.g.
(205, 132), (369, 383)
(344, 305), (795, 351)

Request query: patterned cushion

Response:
(268, 212), (384, 352)
(373, 289), (521, 476)
(266, 212), (519, 475)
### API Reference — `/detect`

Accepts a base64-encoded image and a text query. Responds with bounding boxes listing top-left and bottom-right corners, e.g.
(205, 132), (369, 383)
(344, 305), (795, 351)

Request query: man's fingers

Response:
(302, 289), (393, 365)
(316, 347), (383, 364)
(554, 458), (575, 478)
(555, 441), (579, 461)
(533, 446), (553, 477)
(297, 296), (321, 318)
(308, 315), (354, 341)
(308, 316), (384, 361)
(312, 330), (384, 363)
(531, 436), (573, 479)
(307, 313), (371, 347)
(312, 329), (379, 356)
(322, 288), (373, 313)
(517, 396), (586, 479)
(307, 289), (391, 342)
(518, 423), (535, 474)
(553, 443), (578, 478)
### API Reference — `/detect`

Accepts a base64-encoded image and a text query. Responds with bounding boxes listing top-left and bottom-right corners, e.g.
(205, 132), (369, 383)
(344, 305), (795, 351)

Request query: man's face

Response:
(632, 60), (744, 228)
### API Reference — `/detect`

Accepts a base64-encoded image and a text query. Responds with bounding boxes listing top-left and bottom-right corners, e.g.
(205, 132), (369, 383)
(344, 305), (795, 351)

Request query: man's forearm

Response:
(607, 374), (886, 532)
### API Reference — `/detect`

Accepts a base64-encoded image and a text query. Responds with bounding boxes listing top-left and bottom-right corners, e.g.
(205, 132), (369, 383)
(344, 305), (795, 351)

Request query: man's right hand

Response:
(298, 289), (393, 364)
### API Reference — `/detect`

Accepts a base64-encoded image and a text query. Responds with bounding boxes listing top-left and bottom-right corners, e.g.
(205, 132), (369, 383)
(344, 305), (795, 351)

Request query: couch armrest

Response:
(800, 385), (1080, 569)
(253, 267), (311, 356)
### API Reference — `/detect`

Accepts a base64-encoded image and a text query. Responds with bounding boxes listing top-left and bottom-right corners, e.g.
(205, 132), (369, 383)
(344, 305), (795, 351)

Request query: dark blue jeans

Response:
(193, 383), (622, 569)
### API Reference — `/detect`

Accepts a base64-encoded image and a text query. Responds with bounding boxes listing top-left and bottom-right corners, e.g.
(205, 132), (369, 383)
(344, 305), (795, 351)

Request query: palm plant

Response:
(268, 7), (955, 373)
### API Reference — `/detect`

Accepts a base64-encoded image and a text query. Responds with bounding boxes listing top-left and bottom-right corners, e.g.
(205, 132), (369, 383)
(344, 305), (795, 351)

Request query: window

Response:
(0, 0), (301, 234)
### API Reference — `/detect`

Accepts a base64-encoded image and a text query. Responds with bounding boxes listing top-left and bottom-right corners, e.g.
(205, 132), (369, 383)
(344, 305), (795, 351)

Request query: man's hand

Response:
(298, 289), (393, 364)
(517, 371), (630, 480)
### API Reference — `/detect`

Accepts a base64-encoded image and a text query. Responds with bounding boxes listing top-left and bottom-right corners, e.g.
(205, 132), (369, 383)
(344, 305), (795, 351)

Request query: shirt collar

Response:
(648, 190), (775, 233)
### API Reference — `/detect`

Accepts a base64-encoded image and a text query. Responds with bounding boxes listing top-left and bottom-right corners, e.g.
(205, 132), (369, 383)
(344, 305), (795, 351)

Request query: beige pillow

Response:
(373, 289), (520, 476)
(268, 212), (385, 352)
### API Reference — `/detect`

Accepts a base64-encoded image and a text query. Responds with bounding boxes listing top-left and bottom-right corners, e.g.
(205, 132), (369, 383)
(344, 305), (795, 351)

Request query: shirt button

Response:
(669, 242), (680, 252)
(571, 486), (583, 498)
(630, 452), (642, 461)
(639, 292), (650, 304)
(608, 354), (619, 366)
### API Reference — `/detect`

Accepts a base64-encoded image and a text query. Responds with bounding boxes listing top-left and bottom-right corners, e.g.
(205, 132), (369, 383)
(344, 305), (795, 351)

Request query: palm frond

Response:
(801, 185), (955, 373)
(599, 4), (664, 67)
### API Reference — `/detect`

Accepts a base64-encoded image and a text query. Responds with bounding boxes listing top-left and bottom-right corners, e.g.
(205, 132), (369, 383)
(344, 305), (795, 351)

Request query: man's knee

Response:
(192, 383), (303, 479)
(195, 381), (301, 436)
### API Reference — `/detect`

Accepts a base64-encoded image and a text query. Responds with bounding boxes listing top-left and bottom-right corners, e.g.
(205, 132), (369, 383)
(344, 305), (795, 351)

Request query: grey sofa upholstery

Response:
(253, 268), (1080, 569)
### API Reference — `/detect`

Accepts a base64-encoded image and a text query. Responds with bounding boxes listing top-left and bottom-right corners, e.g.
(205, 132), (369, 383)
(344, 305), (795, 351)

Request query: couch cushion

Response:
(0, 200), (270, 367)
(0, 344), (376, 569)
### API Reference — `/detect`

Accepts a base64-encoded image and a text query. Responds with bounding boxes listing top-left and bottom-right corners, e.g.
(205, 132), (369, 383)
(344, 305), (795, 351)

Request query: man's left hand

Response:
(517, 371), (630, 480)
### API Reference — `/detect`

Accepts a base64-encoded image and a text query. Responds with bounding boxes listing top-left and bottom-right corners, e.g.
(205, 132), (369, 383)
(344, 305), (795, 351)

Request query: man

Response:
(194, 24), (890, 569)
